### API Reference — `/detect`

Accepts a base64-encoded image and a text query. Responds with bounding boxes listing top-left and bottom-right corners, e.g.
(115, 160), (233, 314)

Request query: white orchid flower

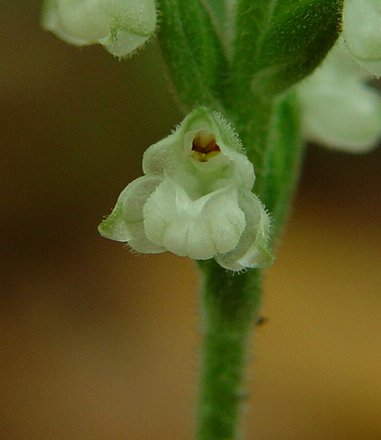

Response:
(98, 107), (273, 272)
(297, 41), (381, 152)
(42, 0), (157, 57)
(342, 0), (381, 77)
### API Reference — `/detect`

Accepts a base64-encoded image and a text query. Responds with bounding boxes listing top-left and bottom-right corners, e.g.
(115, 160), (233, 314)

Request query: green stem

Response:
(196, 261), (262, 440)
(195, 94), (302, 440)
(193, 94), (273, 440)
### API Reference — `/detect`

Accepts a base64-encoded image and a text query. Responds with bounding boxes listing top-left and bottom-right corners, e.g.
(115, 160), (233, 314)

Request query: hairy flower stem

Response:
(196, 262), (262, 440)
(195, 94), (302, 440)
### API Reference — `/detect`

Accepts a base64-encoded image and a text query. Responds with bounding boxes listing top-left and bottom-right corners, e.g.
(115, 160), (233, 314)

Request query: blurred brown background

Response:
(1, 2), (381, 439)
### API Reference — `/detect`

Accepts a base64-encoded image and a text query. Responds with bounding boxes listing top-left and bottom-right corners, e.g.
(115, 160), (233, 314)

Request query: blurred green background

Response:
(1, 2), (381, 439)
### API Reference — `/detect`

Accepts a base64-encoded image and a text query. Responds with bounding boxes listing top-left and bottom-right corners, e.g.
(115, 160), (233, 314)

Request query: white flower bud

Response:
(42, 0), (157, 57)
(298, 42), (381, 152)
(99, 107), (274, 271)
(343, 0), (381, 77)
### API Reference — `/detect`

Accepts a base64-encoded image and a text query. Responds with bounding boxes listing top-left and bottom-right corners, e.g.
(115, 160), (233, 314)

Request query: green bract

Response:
(99, 108), (274, 271)
(42, 0), (157, 57)
(297, 42), (381, 152)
